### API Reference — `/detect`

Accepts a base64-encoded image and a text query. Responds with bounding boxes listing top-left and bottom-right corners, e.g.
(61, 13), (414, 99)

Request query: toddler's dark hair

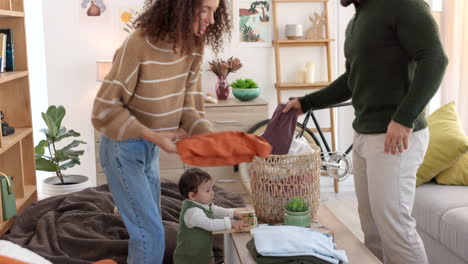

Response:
(178, 168), (212, 199)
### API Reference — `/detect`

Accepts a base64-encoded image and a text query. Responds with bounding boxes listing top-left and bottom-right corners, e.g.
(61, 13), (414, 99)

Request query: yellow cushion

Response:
(416, 102), (468, 186)
(435, 153), (468, 185)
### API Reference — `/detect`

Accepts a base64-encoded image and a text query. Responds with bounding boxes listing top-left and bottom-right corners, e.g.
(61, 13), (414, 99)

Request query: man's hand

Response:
(230, 219), (251, 231)
(282, 98), (303, 114)
(385, 120), (413, 155)
(142, 128), (188, 153)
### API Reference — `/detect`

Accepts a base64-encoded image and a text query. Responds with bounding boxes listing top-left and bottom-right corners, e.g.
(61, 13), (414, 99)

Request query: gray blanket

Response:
(1, 179), (245, 264)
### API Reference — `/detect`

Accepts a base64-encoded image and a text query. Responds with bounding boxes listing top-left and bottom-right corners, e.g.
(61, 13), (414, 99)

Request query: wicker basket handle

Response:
(0, 170), (13, 194)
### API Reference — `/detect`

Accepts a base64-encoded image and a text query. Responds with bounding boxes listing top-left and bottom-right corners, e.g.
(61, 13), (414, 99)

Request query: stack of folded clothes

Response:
(247, 226), (349, 264)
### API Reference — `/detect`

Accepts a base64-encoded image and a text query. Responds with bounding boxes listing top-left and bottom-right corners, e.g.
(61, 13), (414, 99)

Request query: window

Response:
(430, 0), (443, 11)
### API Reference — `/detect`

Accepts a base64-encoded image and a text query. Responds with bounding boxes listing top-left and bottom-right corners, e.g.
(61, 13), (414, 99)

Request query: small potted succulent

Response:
(284, 197), (310, 227)
(230, 78), (260, 101)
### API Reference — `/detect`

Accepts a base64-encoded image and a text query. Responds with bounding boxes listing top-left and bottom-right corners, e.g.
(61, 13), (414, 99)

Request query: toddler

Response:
(173, 168), (250, 264)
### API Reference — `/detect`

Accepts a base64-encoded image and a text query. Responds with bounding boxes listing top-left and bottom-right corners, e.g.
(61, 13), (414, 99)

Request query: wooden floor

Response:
(320, 177), (364, 241)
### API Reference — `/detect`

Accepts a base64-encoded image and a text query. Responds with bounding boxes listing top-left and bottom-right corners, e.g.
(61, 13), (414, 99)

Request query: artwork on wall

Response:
(119, 8), (140, 34)
(79, 0), (110, 24)
(238, 0), (272, 47)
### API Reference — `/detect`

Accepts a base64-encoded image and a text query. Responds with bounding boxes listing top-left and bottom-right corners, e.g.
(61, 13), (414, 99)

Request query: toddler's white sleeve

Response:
(184, 207), (232, 231)
(212, 205), (235, 219)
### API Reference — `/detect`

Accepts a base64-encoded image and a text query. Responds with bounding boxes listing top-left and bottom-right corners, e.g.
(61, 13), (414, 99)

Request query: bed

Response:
(1, 179), (245, 264)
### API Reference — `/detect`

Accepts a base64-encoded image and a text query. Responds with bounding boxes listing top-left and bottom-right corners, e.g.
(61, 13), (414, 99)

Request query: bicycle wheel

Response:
(238, 119), (322, 196)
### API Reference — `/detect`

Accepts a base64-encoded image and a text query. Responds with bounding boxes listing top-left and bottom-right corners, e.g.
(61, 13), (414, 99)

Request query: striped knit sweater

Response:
(91, 29), (212, 141)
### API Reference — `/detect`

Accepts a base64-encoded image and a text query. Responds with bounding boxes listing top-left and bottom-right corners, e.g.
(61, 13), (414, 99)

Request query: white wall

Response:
(40, 0), (354, 186)
(24, 0), (49, 182)
(41, 0), (142, 186)
(336, 3), (355, 156)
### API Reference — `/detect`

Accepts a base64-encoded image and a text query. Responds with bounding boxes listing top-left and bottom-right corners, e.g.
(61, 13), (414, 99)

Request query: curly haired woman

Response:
(91, 0), (230, 263)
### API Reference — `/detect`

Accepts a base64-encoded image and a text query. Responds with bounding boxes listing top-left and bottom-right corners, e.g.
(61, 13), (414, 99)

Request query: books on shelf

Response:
(0, 29), (14, 72)
(0, 33), (5, 72)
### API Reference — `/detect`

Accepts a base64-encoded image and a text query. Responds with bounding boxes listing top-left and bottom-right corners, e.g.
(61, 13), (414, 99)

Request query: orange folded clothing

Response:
(0, 256), (29, 264)
(92, 260), (118, 264)
(0, 256), (118, 264)
(176, 131), (272, 166)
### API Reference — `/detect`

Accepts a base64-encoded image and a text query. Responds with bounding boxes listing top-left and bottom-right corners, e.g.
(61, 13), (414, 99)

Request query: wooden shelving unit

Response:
(273, 0), (340, 192)
(273, 39), (333, 47)
(0, 0), (37, 235)
(276, 81), (330, 90)
(0, 9), (23, 18)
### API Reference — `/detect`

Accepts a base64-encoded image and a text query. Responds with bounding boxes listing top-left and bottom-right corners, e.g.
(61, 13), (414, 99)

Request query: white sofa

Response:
(413, 182), (468, 264)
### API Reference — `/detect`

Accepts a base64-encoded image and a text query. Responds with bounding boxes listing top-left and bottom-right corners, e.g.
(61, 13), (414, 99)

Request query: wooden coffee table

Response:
(224, 204), (382, 264)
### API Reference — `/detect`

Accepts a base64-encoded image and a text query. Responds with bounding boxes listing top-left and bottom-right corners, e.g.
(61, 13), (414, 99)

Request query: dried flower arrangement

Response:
(208, 57), (243, 78)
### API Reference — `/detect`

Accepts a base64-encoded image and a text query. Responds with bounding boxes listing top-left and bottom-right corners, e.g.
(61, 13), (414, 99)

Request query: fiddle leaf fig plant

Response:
(34, 105), (86, 184)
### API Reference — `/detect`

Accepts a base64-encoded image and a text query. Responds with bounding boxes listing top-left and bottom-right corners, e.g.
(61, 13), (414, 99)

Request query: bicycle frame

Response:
(298, 101), (353, 156)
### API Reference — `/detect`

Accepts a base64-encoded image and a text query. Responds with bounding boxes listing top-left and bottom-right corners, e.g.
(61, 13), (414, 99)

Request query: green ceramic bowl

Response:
(232, 88), (260, 101)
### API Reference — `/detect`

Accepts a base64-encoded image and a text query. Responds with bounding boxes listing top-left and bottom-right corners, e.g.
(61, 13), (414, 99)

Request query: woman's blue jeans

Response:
(100, 136), (164, 264)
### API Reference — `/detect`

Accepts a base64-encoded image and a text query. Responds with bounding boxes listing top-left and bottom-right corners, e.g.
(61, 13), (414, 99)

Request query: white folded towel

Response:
(251, 225), (349, 264)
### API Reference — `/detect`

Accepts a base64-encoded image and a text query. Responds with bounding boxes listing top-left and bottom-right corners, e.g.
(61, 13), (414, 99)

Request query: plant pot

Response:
(232, 88), (260, 101)
(41, 174), (90, 199)
(284, 209), (311, 227)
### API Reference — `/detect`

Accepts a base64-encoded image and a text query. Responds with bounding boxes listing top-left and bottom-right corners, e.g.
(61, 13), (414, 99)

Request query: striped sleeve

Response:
(91, 32), (147, 140)
(179, 50), (212, 136)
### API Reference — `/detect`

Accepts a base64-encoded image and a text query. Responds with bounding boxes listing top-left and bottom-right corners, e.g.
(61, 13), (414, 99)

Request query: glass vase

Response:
(215, 76), (230, 100)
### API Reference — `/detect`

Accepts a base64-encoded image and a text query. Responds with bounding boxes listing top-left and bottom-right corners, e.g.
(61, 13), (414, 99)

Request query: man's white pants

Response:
(353, 128), (429, 264)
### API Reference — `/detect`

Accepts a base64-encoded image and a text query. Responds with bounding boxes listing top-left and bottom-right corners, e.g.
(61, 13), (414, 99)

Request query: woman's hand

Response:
(142, 128), (188, 153)
(282, 98), (303, 115)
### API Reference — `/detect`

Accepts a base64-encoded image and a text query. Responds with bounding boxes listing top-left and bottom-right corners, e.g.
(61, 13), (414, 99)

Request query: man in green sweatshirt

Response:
(284, 0), (448, 263)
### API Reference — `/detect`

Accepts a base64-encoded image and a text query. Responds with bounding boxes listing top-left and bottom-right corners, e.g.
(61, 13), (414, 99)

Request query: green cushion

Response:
(435, 153), (468, 185)
(416, 102), (468, 186)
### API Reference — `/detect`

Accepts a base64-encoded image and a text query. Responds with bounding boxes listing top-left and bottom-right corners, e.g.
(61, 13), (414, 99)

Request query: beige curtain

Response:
(441, 0), (468, 133)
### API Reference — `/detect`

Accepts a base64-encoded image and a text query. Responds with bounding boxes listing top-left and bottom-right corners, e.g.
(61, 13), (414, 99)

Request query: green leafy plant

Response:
(34, 105), (86, 184)
(286, 197), (309, 212)
(231, 78), (259, 89)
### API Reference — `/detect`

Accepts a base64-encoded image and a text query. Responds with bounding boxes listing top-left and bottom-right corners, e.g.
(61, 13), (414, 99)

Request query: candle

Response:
(297, 67), (306, 83)
(305, 62), (315, 83)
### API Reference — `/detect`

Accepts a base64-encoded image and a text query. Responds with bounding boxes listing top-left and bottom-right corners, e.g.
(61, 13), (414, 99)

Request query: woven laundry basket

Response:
(248, 145), (321, 224)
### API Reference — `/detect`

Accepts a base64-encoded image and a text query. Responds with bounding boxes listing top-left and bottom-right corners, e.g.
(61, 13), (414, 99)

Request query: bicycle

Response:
(237, 101), (354, 195)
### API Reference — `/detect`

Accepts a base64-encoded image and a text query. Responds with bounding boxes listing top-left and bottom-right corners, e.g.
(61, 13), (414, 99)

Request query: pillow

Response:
(416, 102), (468, 186)
(435, 152), (468, 185)
(0, 240), (52, 264)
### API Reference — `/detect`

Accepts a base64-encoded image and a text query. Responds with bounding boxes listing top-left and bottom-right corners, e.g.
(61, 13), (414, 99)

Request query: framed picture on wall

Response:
(118, 7), (142, 39)
(237, 0), (272, 47)
(78, 0), (111, 24)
